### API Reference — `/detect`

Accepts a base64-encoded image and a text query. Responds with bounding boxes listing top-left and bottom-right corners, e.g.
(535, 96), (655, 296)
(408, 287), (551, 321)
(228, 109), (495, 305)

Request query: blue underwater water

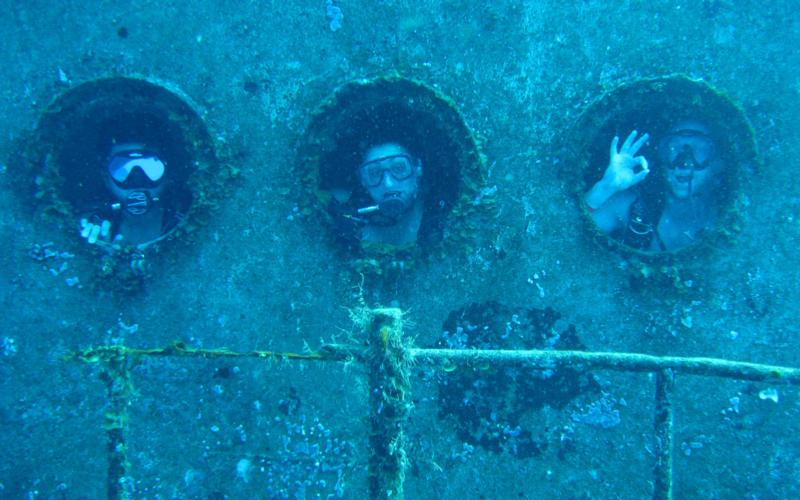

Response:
(1, 1), (800, 499)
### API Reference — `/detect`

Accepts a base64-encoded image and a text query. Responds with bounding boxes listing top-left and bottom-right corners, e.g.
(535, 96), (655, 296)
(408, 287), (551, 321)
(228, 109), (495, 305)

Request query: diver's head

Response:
(103, 143), (167, 215)
(358, 143), (423, 219)
(658, 120), (724, 199)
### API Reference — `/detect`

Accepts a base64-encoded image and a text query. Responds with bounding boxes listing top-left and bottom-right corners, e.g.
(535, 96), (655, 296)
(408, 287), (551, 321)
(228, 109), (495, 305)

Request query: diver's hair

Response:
(358, 139), (416, 163)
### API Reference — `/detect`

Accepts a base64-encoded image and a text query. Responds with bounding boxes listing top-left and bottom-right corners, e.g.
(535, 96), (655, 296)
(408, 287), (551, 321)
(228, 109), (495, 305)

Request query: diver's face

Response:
(103, 162), (167, 216)
(660, 130), (721, 199)
(104, 147), (167, 202)
(360, 143), (422, 206)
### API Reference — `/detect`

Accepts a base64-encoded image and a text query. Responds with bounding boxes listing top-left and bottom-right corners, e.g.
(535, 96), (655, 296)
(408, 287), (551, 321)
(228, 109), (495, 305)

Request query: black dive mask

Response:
(671, 146), (703, 171)
(659, 130), (716, 171)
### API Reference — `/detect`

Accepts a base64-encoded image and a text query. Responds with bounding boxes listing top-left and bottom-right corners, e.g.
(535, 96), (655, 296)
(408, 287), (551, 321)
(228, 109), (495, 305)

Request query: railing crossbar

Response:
(408, 348), (800, 384)
(75, 343), (800, 385)
(71, 309), (800, 500)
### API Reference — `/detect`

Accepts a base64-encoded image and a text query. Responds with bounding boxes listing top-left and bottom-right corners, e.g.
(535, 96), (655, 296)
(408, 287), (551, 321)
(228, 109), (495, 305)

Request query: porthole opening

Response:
(297, 76), (485, 259)
(571, 76), (757, 256)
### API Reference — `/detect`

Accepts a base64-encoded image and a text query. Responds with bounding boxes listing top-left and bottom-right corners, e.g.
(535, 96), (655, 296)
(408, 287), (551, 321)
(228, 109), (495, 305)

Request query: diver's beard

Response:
(378, 195), (411, 219)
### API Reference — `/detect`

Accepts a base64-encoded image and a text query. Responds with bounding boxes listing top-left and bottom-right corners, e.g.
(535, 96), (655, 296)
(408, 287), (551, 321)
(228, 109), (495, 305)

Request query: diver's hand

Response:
(585, 130), (650, 211)
(602, 130), (650, 191)
(80, 218), (112, 245)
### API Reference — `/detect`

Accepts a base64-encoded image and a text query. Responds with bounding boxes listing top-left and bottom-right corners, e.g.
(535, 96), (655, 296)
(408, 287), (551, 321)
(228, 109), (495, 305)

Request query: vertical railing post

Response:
(365, 308), (411, 499)
(652, 369), (675, 500)
(100, 348), (135, 500)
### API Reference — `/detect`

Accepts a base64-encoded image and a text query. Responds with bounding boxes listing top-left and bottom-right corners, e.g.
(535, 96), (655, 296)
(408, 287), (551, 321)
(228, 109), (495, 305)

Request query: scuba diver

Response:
(585, 120), (725, 251)
(79, 142), (184, 250)
(350, 142), (424, 246)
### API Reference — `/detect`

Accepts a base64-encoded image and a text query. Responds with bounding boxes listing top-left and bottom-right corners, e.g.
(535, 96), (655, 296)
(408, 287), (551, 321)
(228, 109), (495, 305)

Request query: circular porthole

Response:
(296, 75), (486, 264)
(21, 77), (227, 289)
(568, 76), (757, 257)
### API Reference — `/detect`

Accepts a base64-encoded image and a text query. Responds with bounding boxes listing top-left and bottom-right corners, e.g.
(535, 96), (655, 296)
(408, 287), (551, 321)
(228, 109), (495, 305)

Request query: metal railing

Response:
(71, 308), (800, 500)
